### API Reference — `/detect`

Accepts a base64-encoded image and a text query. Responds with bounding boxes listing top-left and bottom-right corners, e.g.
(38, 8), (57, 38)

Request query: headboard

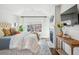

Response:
(0, 22), (12, 29)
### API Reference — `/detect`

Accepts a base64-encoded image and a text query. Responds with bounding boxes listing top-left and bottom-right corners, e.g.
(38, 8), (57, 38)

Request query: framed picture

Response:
(27, 24), (42, 32)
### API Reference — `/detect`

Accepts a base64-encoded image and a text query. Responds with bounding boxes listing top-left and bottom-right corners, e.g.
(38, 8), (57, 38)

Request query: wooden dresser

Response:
(56, 34), (79, 55)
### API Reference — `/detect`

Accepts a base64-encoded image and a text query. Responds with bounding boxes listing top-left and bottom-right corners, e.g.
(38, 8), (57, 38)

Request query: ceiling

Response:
(0, 4), (55, 16)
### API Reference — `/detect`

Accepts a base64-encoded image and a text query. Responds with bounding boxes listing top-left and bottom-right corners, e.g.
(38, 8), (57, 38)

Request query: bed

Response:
(0, 21), (51, 55)
(0, 22), (40, 54)
(0, 33), (51, 55)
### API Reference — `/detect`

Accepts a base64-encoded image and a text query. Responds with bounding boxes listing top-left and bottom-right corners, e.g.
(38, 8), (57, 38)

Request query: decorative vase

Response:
(58, 32), (63, 37)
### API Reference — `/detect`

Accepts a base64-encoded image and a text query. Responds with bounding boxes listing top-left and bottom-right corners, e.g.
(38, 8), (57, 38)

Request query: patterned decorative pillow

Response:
(3, 28), (11, 36)
(10, 28), (17, 35)
(0, 29), (4, 37)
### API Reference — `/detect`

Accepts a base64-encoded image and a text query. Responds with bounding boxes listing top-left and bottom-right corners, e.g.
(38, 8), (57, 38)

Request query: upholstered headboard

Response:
(0, 22), (12, 29)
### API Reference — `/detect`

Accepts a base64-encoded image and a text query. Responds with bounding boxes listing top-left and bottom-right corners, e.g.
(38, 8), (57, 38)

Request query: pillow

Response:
(10, 28), (16, 35)
(0, 38), (11, 50)
(0, 29), (4, 37)
(3, 28), (11, 36)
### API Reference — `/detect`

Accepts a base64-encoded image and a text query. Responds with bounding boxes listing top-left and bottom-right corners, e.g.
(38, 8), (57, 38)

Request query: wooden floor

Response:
(49, 48), (59, 55)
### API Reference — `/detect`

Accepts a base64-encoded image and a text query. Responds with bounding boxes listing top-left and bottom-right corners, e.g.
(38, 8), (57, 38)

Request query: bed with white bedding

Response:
(0, 32), (40, 55)
(0, 22), (39, 55)
(0, 32), (51, 55)
(0, 22), (51, 55)
(0, 35), (51, 55)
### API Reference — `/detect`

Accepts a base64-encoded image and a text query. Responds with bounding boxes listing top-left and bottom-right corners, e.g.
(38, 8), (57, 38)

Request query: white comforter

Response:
(9, 32), (39, 53)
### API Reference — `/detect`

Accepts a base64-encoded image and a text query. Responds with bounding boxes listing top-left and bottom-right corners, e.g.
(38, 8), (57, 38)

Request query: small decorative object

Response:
(57, 23), (64, 32)
(57, 23), (64, 36)
(18, 25), (23, 32)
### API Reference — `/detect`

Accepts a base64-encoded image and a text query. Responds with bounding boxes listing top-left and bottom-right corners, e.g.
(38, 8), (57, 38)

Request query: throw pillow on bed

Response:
(0, 29), (4, 37)
(10, 28), (17, 35)
(3, 28), (11, 36)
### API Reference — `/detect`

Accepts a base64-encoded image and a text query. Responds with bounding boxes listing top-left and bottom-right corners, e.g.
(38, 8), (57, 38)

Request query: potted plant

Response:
(57, 23), (64, 36)
(18, 25), (24, 32)
(57, 23), (63, 32)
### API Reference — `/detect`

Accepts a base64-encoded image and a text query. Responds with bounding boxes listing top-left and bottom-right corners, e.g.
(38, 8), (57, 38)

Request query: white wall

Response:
(16, 4), (55, 39)
(22, 17), (49, 38)
(0, 4), (56, 46)
(0, 11), (17, 27)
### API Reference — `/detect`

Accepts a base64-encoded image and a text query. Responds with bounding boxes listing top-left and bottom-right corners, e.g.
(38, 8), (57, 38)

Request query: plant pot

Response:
(58, 32), (63, 37)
